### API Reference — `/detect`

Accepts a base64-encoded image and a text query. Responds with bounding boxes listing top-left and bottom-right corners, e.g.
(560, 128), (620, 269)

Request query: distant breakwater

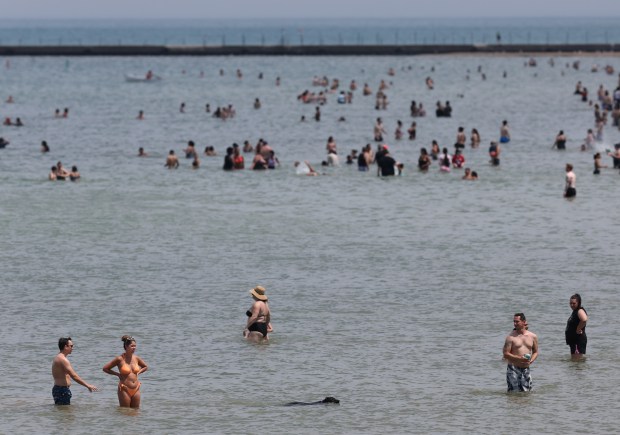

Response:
(0, 44), (619, 56)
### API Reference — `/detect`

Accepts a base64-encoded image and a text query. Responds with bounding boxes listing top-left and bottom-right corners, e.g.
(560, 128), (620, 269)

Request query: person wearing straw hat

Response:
(244, 286), (272, 343)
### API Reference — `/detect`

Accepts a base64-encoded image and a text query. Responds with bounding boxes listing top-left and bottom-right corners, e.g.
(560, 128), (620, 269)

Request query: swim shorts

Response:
(506, 364), (532, 392)
(569, 336), (587, 355)
(52, 385), (72, 405)
(565, 187), (576, 198)
(500, 136), (510, 143)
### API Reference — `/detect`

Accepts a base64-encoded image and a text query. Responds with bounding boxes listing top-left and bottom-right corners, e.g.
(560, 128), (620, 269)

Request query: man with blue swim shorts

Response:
(52, 385), (72, 405)
(500, 120), (510, 143)
(502, 313), (538, 392)
(52, 337), (98, 405)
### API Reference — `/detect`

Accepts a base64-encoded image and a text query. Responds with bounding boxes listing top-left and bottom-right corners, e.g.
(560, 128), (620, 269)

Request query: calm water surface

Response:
(1, 53), (619, 434)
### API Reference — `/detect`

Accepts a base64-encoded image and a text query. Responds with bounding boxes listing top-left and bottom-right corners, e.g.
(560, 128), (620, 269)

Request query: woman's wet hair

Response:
(121, 335), (135, 348)
(570, 293), (582, 308)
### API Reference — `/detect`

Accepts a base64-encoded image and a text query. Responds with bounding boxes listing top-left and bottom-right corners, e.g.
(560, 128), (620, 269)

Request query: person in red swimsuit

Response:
(103, 335), (148, 408)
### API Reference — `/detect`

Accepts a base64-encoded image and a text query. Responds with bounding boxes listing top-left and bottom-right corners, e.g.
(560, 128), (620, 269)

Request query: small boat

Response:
(124, 74), (162, 83)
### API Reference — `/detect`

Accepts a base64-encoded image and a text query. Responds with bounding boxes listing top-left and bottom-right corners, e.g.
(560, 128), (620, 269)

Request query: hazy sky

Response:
(1, 0), (619, 19)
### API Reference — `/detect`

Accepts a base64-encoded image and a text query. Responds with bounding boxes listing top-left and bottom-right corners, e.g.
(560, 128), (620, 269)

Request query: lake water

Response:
(1, 52), (619, 433)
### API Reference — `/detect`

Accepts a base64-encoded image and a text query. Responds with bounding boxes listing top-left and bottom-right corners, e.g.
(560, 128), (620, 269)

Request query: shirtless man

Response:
(51, 337), (98, 405)
(56, 161), (70, 180)
(500, 120), (510, 143)
(183, 140), (196, 159)
(455, 126), (466, 150)
(374, 118), (386, 142)
(503, 313), (538, 392)
(564, 163), (576, 198)
(165, 150), (179, 169)
(608, 144), (620, 168)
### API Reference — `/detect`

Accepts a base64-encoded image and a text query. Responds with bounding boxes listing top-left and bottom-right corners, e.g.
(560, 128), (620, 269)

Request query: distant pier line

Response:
(0, 44), (619, 56)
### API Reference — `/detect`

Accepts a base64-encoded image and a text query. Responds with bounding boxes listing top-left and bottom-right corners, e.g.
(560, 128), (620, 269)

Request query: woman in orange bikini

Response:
(103, 335), (148, 408)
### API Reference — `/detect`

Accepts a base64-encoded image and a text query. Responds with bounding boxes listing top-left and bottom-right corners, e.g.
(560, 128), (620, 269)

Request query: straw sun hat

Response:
(249, 285), (268, 301)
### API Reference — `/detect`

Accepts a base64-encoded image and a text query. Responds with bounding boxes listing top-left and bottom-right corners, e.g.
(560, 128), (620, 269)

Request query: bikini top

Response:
(246, 304), (268, 322)
(119, 356), (140, 376)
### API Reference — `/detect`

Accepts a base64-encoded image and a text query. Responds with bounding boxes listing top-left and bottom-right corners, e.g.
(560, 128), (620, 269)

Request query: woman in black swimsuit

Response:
(244, 286), (272, 342)
(418, 148), (431, 171)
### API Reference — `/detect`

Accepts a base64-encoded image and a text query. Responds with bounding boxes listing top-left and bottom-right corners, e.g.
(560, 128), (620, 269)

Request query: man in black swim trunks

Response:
(51, 337), (98, 405)
(564, 163), (576, 198)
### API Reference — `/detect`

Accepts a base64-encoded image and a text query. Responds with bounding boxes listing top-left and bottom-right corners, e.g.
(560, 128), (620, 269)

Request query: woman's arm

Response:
(576, 308), (588, 334)
(102, 357), (121, 378)
(246, 302), (259, 329)
(136, 356), (149, 375)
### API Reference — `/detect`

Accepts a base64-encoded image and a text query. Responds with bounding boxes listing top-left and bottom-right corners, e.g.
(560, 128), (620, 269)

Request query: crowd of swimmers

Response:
(160, 138), (281, 171)
(0, 58), (616, 197)
(549, 75), (620, 180)
(3, 57), (607, 410)
(148, 121), (505, 179)
(134, 113), (524, 180)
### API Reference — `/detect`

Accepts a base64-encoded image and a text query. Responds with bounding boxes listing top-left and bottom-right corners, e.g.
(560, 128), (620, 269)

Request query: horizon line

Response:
(0, 15), (616, 21)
